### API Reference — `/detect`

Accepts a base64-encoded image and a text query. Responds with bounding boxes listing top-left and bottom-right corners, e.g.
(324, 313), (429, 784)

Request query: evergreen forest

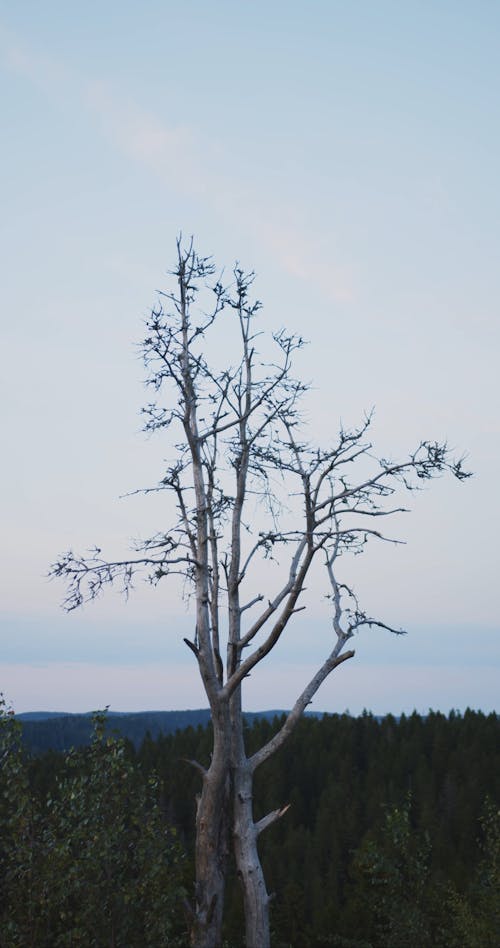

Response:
(1, 699), (499, 947)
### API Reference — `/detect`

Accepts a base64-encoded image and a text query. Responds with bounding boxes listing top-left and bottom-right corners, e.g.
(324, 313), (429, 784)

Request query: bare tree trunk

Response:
(230, 689), (271, 948)
(233, 760), (270, 948)
(191, 704), (230, 948)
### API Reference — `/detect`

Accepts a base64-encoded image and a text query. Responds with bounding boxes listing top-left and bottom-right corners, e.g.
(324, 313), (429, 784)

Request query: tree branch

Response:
(250, 647), (355, 772)
(255, 803), (291, 837)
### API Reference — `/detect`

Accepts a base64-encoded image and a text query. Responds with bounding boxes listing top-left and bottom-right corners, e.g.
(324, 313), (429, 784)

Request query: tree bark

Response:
(233, 767), (270, 948)
(233, 758), (270, 948)
(191, 703), (230, 948)
(230, 687), (271, 948)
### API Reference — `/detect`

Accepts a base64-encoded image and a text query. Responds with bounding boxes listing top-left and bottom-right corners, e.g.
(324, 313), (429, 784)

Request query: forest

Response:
(16, 709), (293, 756)
(1, 702), (498, 947)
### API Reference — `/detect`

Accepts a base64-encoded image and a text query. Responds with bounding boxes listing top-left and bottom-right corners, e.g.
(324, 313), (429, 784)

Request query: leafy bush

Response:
(0, 699), (187, 947)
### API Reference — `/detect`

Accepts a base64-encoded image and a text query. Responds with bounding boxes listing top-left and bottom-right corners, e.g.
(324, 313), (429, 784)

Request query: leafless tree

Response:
(51, 239), (470, 948)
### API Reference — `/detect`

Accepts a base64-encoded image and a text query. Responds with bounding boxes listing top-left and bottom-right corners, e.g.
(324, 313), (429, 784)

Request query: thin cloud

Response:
(1, 28), (354, 303)
(0, 29), (69, 94)
(84, 82), (355, 301)
(84, 78), (199, 191)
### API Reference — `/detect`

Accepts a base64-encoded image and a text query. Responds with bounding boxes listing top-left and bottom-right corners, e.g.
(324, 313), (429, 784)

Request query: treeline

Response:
(16, 709), (215, 755)
(2, 703), (499, 946)
(134, 709), (500, 946)
(17, 709), (297, 755)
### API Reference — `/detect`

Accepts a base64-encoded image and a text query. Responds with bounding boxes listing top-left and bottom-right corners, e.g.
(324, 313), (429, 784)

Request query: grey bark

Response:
(191, 704), (230, 948)
(233, 752), (271, 948)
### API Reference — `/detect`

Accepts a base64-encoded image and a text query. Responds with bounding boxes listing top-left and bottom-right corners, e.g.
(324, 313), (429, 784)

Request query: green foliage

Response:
(6, 705), (499, 946)
(352, 796), (434, 947)
(0, 700), (187, 947)
(444, 799), (500, 948)
(350, 794), (500, 948)
(0, 695), (43, 947)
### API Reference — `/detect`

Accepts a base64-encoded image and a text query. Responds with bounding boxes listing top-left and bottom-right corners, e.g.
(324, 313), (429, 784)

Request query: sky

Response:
(1, 1), (499, 715)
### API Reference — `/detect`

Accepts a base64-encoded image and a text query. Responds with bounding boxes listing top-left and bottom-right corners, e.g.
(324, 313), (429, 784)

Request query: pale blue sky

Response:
(1, 2), (498, 713)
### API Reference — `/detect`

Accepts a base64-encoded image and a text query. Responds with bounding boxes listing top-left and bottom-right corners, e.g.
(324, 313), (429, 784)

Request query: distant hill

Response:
(16, 709), (312, 754)
(17, 711), (98, 721)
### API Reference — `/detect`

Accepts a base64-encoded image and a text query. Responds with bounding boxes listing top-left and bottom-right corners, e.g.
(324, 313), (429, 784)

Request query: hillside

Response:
(16, 708), (310, 754)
